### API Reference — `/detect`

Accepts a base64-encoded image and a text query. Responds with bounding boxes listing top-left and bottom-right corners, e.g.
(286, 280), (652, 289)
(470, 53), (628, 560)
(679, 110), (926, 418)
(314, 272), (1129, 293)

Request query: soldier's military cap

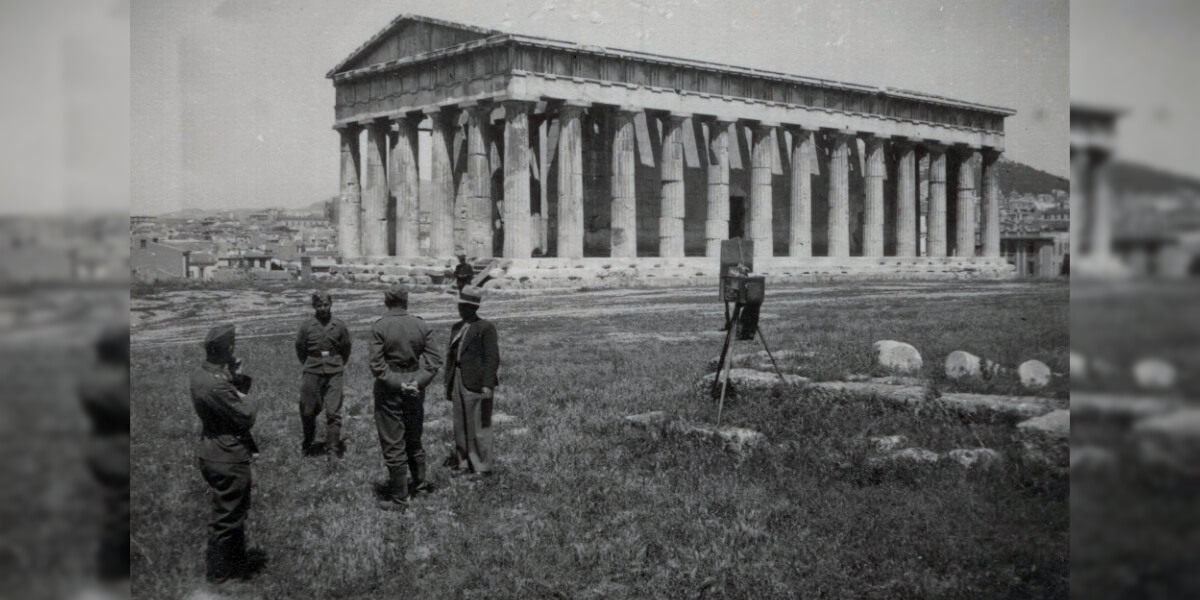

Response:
(311, 291), (332, 305)
(458, 285), (484, 306)
(384, 283), (410, 305)
(205, 324), (236, 356)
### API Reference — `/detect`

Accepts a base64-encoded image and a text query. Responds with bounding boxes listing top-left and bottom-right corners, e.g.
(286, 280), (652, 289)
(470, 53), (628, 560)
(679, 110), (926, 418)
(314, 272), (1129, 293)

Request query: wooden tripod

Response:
(710, 302), (788, 425)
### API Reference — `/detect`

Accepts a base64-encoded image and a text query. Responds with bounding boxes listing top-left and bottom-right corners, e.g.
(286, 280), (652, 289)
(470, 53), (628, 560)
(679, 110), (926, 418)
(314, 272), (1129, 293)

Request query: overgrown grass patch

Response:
(131, 281), (1067, 598)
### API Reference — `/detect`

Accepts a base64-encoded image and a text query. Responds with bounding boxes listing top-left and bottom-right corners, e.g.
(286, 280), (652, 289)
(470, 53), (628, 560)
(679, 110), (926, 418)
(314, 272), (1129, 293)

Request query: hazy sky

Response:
(1072, 0), (1200, 178)
(131, 0), (1069, 215)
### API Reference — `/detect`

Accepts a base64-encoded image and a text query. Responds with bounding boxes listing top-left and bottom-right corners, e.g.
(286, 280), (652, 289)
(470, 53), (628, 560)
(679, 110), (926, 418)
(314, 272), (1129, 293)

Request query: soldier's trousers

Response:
(300, 372), (343, 449)
(373, 380), (425, 499)
(88, 438), (130, 581)
(198, 458), (251, 582)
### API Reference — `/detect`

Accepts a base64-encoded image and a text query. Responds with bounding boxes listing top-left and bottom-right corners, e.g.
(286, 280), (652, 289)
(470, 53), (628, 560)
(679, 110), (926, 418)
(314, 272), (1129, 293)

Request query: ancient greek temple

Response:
(328, 14), (1015, 278)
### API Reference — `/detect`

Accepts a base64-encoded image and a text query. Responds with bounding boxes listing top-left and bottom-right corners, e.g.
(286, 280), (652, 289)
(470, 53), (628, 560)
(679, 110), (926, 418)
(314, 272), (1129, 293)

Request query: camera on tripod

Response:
(720, 240), (764, 340)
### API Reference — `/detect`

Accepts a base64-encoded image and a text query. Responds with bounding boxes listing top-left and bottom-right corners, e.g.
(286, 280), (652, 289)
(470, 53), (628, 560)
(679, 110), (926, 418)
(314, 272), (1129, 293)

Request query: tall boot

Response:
(206, 537), (231, 584)
(409, 453), (429, 496)
(301, 415), (316, 455)
(377, 466), (409, 512)
(327, 416), (343, 458)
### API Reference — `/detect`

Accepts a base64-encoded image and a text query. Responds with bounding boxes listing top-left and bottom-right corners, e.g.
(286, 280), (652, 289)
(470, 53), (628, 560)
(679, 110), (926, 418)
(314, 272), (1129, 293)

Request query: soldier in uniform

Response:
(443, 285), (500, 476)
(78, 325), (130, 585)
(294, 291), (352, 457)
(369, 284), (443, 512)
(189, 324), (259, 583)
(453, 252), (474, 291)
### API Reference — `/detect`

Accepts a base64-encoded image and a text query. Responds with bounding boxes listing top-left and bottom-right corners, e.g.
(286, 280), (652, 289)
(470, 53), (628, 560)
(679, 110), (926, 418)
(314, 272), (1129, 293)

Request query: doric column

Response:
(390, 114), (420, 257)
(981, 148), (1002, 258)
(895, 140), (917, 257)
(611, 106), (639, 258)
(659, 113), (687, 258)
(749, 121), (776, 259)
(827, 131), (853, 258)
(1070, 147), (1087, 260)
(361, 120), (390, 257)
(336, 124), (362, 260)
(557, 103), (586, 259)
(464, 103), (493, 258)
(926, 142), (948, 257)
(704, 118), (733, 258)
(1091, 150), (1113, 259)
(425, 106), (456, 257)
(788, 126), (815, 258)
(954, 147), (978, 258)
(863, 134), (886, 256)
(502, 101), (533, 259)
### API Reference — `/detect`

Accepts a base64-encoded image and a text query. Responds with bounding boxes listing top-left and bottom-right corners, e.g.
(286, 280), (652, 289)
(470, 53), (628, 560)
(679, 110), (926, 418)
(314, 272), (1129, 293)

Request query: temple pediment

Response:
(326, 14), (499, 79)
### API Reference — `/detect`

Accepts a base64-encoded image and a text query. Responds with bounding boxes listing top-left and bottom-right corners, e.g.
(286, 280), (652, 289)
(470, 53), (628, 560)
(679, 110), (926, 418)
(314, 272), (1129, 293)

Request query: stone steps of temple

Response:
(321, 256), (1018, 289)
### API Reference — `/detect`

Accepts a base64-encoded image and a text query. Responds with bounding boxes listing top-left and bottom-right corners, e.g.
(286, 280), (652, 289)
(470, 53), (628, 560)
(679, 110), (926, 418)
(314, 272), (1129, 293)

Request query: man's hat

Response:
(205, 324), (236, 357)
(311, 291), (331, 305)
(457, 285), (484, 307)
(384, 283), (410, 304)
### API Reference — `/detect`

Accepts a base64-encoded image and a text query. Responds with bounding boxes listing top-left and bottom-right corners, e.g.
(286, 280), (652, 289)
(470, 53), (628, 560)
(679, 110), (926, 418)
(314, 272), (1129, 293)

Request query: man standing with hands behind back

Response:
(369, 284), (443, 513)
(294, 291), (352, 458)
(444, 285), (500, 477)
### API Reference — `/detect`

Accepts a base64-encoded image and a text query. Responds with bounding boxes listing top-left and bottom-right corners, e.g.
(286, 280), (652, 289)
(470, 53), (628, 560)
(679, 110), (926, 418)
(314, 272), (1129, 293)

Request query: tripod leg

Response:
(757, 326), (787, 385)
(711, 306), (738, 399)
(717, 304), (743, 426)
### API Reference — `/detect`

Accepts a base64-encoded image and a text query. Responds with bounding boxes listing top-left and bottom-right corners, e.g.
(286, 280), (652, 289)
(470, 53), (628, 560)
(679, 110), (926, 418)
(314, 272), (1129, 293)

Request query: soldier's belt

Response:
(309, 350), (332, 358)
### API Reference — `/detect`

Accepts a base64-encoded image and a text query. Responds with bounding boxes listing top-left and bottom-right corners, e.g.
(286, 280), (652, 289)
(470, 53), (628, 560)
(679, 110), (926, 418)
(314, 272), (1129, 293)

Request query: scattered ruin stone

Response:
(946, 448), (1002, 469)
(1133, 358), (1178, 391)
(1017, 359), (1052, 389)
(623, 411), (670, 431)
(1069, 351), (1087, 382)
(1016, 409), (1069, 469)
(1070, 445), (1116, 476)
(503, 427), (530, 437)
(870, 435), (907, 452)
(873, 340), (923, 373)
(866, 375), (926, 386)
(1133, 409), (1200, 476)
(944, 350), (982, 379)
(806, 381), (928, 407)
(670, 423), (765, 454)
(700, 368), (808, 390)
(869, 447), (941, 467)
(1071, 392), (1182, 427)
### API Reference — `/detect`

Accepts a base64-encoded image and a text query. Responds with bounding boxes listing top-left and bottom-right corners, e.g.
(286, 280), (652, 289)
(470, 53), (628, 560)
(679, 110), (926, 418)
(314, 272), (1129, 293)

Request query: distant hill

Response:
(994, 158), (1069, 196)
(1110, 161), (1200, 196)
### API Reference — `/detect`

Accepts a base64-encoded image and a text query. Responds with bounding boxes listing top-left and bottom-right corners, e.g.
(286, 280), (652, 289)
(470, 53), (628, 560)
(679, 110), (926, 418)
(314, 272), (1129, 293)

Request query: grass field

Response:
(131, 280), (1068, 599)
(1070, 279), (1200, 599)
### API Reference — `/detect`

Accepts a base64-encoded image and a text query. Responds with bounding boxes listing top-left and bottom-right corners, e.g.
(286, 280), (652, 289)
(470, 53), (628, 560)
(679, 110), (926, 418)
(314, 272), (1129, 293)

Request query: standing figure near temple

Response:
(189, 324), (260, 583)
(443, 285), (500, 477)
(453, 251), (474, 291)
(294, 291), (352, 458)
(79, 325), (131, 586)
(369, 284), (443, 513)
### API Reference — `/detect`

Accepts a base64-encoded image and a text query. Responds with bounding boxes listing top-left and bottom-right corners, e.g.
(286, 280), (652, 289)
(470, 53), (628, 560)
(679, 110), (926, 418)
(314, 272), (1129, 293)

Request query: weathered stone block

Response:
(1016, 409), (1069, 469)
(873, 340), (923, 373)
(1018, 359), (1052, 389)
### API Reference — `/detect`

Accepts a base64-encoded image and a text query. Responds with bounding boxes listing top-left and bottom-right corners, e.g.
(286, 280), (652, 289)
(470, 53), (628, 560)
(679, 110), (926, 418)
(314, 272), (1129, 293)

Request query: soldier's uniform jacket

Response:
(190, 361), (259, 463)
(368, 307), (443, 390)
(79, 364), (130, 484)
(294, 316), (352, 375)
